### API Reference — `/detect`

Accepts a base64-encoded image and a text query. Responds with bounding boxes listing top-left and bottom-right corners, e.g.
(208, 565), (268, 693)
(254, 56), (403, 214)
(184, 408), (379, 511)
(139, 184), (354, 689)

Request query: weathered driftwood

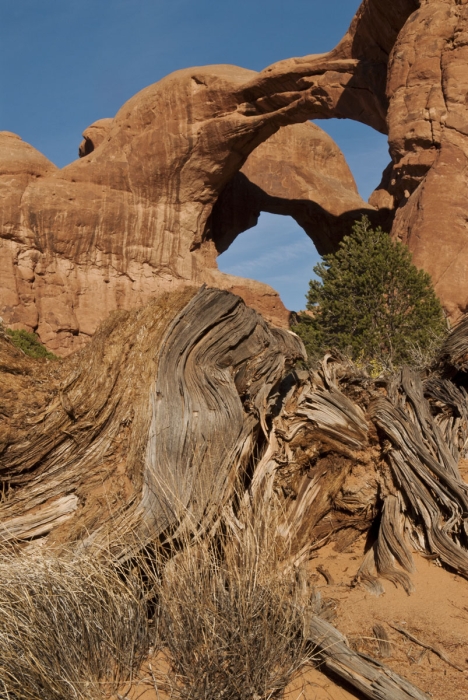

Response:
(4, 290), (467, 578)
(373, 623), (392, 659)
(250, 355), (376, 558)
(0, 286), (303, 547)
(368, 367), (468, 583)
(438, 315), (468, 374)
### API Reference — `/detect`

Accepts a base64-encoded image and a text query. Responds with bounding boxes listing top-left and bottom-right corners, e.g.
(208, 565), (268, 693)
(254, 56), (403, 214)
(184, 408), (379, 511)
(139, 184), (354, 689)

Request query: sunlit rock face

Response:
(379, 1), (468, 320)
(2, 0), (468, 353)
(0, 60), (372, 354)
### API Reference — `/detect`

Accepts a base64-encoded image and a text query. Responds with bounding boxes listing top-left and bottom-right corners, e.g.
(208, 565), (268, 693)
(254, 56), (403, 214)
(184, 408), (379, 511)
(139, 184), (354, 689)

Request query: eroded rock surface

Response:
(212, 121), (369, 257)
(378, 1), (468, 319)
(78, 118), (113, 158)
(0, 61), (372, 354)
(2, 0), (468, 353)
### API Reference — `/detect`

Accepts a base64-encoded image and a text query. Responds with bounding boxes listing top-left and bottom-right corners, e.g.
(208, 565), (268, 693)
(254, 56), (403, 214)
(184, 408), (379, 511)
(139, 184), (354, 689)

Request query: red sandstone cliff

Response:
(2, 0), (467, 354)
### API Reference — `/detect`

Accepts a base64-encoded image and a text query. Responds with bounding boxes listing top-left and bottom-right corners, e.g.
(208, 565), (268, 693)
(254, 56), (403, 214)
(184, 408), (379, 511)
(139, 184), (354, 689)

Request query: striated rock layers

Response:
(0, 78), (369, 354)
(374, 0), (468, 320)
(1, 0), (468, 353)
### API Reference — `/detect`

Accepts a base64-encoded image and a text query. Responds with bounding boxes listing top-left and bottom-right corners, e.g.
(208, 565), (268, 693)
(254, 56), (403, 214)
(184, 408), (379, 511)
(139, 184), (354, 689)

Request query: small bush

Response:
(0, 549), (148, 700)
(293, 216), (447, 368)
(6, 329), (57, 360)
(0, 506), (314, 700)
(155, 505), (313, 700)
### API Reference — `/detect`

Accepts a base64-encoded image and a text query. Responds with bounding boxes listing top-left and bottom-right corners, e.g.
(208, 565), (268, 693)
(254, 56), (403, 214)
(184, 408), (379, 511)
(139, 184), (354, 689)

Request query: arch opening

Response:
(217, 213), (320, 312)
(318, 118), (390, 202)
(214, 119), (390, 314)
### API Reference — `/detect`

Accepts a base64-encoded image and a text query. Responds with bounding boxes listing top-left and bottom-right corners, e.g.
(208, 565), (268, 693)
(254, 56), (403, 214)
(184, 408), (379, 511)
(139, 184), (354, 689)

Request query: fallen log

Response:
(307, 616), (430, 700)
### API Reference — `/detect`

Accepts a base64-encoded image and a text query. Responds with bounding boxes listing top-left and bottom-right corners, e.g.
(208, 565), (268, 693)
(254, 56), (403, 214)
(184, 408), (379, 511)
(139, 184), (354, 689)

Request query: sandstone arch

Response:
(2, 0), (468, 355)
(208, 121), (372, 258)
(3, 5), (468, 695)
(0, 57), (375, 354)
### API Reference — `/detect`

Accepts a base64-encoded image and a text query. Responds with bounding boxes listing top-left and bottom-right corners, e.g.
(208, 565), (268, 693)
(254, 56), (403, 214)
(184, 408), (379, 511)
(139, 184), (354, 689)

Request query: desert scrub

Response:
(153, 503), (314, 700)
(6, 328), (57, 360)
(0, 549), (149, 700)
(0, 501), (315, 700)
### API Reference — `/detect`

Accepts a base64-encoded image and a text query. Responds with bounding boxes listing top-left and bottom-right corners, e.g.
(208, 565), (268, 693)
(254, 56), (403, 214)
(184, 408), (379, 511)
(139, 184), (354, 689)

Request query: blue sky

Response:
(1, 0), (389, 311)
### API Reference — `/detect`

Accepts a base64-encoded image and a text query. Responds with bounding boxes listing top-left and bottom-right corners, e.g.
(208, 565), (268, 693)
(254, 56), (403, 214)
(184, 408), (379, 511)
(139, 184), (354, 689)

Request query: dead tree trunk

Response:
(0, 286), (304, 547)
(2, 286), (468, 699)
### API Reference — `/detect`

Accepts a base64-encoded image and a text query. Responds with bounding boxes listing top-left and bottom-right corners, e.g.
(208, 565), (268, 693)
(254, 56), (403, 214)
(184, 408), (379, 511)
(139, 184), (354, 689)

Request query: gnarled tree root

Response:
(2, 288), (468, 699)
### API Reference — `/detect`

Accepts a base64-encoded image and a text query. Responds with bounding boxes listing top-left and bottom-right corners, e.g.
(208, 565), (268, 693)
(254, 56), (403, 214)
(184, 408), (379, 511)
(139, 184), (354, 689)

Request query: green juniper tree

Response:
(293, 217), (447, 368)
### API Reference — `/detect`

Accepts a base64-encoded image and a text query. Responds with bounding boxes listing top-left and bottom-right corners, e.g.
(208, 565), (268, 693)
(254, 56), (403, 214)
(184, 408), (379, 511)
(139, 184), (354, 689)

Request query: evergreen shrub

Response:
(6, 329), (57, 360)
(292, 217), (447, 369)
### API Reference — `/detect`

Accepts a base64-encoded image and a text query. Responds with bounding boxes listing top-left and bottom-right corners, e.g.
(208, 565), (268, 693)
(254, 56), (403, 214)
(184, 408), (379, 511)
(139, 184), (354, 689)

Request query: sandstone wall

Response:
(2, 0), (467, 354)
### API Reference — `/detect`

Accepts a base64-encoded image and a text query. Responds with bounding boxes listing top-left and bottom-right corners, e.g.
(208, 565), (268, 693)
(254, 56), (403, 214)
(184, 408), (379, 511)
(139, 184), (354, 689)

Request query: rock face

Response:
(0, 132), (58, 335)
(377, 1), (468, 320)
(0, 62), (372, 354)
(2, 0), (468, 353)
(78, 118), (113, 158)
(212, 121), (370, 257)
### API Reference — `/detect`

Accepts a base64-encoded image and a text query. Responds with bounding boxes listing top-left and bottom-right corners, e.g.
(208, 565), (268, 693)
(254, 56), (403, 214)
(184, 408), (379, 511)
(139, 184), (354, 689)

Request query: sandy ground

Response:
(115, 447), (468, 700)
(306, 539), (468, 700)
(117, 661), (357, 700)
(117, 535), (467, 700)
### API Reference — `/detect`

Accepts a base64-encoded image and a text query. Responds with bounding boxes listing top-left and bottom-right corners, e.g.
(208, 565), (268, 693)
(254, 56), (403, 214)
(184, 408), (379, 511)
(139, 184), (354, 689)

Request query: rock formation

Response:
(2, 0), (468, 354)
(377, 1), (468, 320)
(78, 118), (113, 158)
(0, 74), (370, 355)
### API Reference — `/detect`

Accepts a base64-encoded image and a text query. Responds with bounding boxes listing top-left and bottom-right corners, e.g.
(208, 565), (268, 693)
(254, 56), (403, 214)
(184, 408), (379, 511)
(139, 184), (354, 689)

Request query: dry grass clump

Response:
(154, 503), (313, 700)
(0, 547), (149, 700)
(0, 500), (314, 700)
